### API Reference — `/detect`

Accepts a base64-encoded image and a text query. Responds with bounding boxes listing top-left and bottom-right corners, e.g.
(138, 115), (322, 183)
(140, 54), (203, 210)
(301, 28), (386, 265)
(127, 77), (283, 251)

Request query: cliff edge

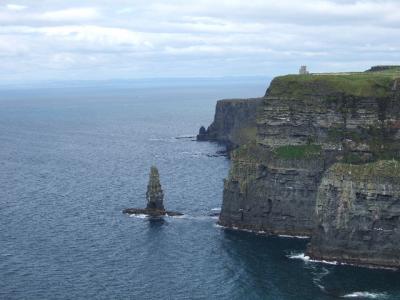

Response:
(215, 66), (400, 267)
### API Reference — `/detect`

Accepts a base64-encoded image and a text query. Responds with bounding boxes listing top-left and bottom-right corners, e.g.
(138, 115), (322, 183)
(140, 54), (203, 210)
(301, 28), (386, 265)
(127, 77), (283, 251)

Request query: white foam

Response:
(211, 208), (221, 212)
(311, 267), (330, 293)
(149, 137), (175, 142)
(288, 253), (311, 262)
(175, 135), (195, 139)
(342, 292), (387, 299)
(167, 214), (216, 221)
(166, 214), (186, 219)
(287, 253), (338, 265)
(213, 223), (225, 229)
(129, 214), (148, 219)
(279, 234), (310, 239)
(288, 253), (398, 271)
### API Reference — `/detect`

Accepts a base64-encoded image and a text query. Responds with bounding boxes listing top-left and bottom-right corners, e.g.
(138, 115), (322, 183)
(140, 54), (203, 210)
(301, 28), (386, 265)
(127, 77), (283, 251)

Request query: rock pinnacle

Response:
(146, 166), (165, 211)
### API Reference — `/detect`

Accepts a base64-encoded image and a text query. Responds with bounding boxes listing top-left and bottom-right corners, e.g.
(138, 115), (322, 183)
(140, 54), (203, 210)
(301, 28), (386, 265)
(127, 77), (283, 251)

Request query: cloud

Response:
(116, 7), (134, 14)
(38, 7), (100, 22)
(0, 0), (399, 82)
(6, 4), (27, 11)
(0, 25), (152, 51)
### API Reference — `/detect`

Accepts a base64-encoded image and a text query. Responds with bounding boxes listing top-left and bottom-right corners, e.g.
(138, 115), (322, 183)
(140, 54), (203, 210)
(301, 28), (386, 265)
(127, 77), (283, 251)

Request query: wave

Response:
(168, 214), (216, 221)
(213, 223), (224, 229)
(342, 292), (388, 299)
(311, 267), (330, 293)
(287, 253), (338, 265)
(129, 214), (148, 219)
(278, 234), (310, 239)
(175, 135), (195, 139)
(165, 214), (186, 219)
(148, 137), (171, 142)
(211, 207), (221, 212)
(287, 253), (398, 271)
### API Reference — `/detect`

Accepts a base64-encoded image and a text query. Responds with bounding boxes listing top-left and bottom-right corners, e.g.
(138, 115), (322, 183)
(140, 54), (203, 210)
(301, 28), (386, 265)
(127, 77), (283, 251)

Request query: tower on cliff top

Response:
(299, 66), (309, 75)
(146, 166), (165, 211)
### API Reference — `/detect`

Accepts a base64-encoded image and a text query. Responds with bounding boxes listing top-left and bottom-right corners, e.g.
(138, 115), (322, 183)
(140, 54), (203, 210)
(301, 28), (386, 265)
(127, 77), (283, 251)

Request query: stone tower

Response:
(299, 66), (309, 75)
(146, 166), (165, 211)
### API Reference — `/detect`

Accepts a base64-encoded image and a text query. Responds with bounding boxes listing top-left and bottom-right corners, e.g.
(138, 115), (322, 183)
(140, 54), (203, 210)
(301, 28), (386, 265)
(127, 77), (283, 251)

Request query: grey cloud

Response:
(0, 0), (399, 82)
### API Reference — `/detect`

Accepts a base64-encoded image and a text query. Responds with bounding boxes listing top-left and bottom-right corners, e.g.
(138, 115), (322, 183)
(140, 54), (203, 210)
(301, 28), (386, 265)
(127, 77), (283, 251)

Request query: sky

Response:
(0, 0), (399, 83)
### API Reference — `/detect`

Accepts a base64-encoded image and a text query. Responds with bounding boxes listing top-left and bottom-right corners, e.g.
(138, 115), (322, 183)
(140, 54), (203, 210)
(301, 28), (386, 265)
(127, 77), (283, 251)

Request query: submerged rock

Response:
(123, 166), (183, 217)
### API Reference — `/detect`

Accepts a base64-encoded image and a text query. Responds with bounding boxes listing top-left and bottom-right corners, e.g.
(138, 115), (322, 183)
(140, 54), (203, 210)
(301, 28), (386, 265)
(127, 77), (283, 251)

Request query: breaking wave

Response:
(287, 253), (338, 265)
(129, 214), (148, 219)
(342, 291), (388, 299)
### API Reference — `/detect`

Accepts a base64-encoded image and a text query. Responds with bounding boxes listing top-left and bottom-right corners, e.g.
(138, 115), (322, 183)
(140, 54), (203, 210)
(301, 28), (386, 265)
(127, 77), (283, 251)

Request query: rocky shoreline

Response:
(122, 208), (183, 217)
(201, 66), (400, 269)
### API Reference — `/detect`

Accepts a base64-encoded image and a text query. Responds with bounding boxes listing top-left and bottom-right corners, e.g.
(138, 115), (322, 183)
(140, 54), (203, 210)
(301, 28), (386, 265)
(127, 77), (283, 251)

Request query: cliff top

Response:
(217, 98), (263, 105)
(268, 67), (400, 99)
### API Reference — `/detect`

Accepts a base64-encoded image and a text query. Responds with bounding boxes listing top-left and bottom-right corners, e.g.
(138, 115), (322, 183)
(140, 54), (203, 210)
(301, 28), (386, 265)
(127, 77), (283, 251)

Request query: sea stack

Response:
(123, 166), (183, 217)
(146, 166), (165, 211)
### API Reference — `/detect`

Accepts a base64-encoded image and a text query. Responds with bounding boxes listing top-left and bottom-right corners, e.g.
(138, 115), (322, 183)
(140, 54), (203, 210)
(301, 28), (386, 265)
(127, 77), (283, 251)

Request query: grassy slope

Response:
(268, 68), (400, 99)
(330, 160), (400, 180)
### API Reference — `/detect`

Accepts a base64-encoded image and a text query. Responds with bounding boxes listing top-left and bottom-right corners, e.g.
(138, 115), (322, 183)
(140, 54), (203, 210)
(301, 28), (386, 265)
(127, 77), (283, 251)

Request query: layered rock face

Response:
(307, 161), (400, 268)
(220, 142), (326, 235)
(197, 98), (262, 150)
(258, 76), (400, 151)
(219, 70), (400, 238)
(146, 166), (165, 211)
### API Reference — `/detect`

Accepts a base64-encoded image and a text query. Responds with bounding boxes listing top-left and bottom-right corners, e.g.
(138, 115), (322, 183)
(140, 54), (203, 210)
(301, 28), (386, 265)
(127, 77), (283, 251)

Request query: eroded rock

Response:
(123, 166), (183, 217)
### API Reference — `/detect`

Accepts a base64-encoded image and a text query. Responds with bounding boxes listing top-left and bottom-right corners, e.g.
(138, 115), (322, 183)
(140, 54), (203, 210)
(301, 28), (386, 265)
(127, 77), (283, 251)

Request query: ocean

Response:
(1, 80), (399, 299)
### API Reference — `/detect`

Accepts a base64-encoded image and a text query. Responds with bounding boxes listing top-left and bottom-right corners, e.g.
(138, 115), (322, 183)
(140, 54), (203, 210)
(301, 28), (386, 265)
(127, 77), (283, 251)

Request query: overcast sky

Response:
(1, 0), (399, 82)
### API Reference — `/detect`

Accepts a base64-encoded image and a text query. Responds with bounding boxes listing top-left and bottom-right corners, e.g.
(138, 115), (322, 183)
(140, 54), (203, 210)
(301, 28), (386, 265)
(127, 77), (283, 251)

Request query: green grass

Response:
(331, 160), (400, 180)
(268, 71), (399, 99)
(274, 144), (322, 160)
(233, 141), (267, 163)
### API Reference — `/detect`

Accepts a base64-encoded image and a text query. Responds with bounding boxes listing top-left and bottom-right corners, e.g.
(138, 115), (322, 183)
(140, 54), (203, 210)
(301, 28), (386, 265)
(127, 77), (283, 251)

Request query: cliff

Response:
(307, 161), (400, 268)
(197, 98), (262, 151)
(219, 67), (400, 244)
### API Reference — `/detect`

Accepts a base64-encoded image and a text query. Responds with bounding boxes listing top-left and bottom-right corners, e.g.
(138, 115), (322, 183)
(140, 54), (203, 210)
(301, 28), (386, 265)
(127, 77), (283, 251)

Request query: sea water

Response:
(1, 80), (399, 299)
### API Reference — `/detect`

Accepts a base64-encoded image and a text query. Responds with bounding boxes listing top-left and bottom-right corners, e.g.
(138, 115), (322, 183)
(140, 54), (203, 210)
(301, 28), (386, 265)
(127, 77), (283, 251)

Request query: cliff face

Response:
(220, 70), (400, 238)
(220, 142), (326, 235)
(259, 75), (400, 154)
(197, 98), (262, 150)
(307, 161), (400, 268)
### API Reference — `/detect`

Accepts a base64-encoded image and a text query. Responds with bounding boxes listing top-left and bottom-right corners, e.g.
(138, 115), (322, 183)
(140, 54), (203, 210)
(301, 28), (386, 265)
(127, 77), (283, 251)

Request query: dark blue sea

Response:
(1, 80), (399, 300)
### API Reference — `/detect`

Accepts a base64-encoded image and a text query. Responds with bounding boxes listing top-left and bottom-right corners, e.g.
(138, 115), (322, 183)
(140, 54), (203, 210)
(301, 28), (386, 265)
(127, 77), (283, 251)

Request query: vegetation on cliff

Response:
(273, 144), (322, 160)
(219, 66), (400, 268)
(268, 68), (400, 99)
(329, 160), (400, 181)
